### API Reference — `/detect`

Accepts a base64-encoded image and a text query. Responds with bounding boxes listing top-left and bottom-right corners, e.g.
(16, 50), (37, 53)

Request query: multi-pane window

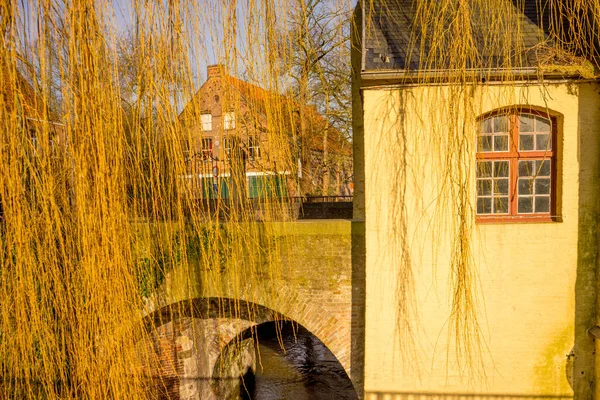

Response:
(201, 113), (212, 131)
(29, 129), (39, 156)
(183, 139), (191, 161)
(518, 114), (551, 151)
(476, 111), (556, 220)
(224, 112), (236, 130)
(478, 115), (509, 152)
(517, 159), (551, 213)
(248, 136), (261, 160)
(223, 136), (234, 160)
(476, 160), (509, 214)
(201, 138), (213, 160)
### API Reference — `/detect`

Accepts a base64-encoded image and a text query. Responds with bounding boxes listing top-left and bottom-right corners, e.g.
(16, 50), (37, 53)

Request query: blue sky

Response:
(17, 0), (355, 93)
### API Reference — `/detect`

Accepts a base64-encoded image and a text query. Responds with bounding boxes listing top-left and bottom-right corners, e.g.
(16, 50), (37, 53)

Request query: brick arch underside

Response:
(140, 296), (352, 399)
(142, 297), (284, 331)
(143, 292), (350, 374)
(212, 320), (357, 399)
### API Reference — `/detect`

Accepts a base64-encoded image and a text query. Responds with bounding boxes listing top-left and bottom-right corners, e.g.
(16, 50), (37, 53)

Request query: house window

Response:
(49, 138), (56, 157)
(201, 113), (212, 131)
(476, 111), (556, 221)
(224, 112), (236, 130)
(248, 136), (261, 160)
(223, 136), (234, 160)
(201, 138), (213, 160)
(183, 139), (191, 161)
(28, 129), (38, 156)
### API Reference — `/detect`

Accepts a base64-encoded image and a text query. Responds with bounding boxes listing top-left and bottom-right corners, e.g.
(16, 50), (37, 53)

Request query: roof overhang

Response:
(360, 67), (594, 87)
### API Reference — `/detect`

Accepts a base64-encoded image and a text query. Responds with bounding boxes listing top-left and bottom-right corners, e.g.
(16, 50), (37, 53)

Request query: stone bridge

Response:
(136, 220), (365, 399)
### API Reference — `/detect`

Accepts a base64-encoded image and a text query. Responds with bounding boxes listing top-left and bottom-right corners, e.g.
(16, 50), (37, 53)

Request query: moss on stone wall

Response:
(534, 326), (574, 395)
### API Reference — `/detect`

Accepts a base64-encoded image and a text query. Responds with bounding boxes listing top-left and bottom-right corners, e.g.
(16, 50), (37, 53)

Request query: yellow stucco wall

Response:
(361, 81), (600, 397)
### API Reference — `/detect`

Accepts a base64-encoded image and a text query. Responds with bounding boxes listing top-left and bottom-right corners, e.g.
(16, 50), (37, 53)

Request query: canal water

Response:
(239, 323), (358, 400)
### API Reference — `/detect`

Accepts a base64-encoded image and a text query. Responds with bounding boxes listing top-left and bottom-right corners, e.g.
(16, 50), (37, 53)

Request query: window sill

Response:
(476, 215), (562, 224)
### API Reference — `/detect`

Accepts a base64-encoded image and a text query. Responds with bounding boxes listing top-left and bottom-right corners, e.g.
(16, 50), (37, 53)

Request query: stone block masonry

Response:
(140, 220), (366, 399)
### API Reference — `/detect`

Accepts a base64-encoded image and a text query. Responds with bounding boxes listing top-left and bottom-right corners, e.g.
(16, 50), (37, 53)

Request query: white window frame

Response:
(223, 112), (236, 130)
(201, 113), (212, 131)
(201, 137), (213, 160)
(248, 136), (261, 160)
(223, 136), (234, 160)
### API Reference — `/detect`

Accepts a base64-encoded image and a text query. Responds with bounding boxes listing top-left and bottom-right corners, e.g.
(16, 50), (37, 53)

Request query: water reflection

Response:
(241, 322), (357, 400)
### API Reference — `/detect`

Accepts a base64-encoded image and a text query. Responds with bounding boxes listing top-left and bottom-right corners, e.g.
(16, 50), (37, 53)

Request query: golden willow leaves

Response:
(1, 0), (351, 397)
(360, 0), (600, 377)
(1, 0), (598, 397)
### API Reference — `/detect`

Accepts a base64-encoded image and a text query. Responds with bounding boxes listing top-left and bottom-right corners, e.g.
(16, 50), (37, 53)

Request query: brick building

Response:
(178, 65), (352, 200)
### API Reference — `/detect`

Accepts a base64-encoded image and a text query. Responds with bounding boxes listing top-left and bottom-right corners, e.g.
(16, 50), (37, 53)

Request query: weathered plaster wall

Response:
(577, 83), (600, 400)
(360, 82), (600, 396)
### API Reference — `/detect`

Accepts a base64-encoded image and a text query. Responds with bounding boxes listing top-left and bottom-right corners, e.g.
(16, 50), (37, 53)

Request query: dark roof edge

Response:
(359, 0), (366, 72)
(361, 68), (593, 85)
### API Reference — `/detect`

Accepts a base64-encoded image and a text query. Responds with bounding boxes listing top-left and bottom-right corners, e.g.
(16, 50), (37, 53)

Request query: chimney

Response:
(207, 64), (227, 79)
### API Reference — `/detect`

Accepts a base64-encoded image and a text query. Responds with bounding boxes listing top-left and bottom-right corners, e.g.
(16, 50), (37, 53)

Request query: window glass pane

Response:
(519, 134), (534, 151)
(536, 134), (550, 151)
(495, 179), (509, 195)
(493, 116), (509, 133)
(536, 116), (551, 132)
(493, 161), (509, 177)
(519, 115), (535, 132)
(478, 136), (492, 152)
(477, 179), (492, 196)
(477, 198), (492, 214)
(535, 196), (550, 213)
(535, 178), (551, 194)
(494, 197), (509, 214)
(480, 118), (493, 133)
(201, 138), (213, 160)
(477, 162), (493, 178)
(493, 135), (508, 152)
(518, 160), (534, 177)
(518, 178), (533, 195)
(201, 114), (212, 131)
(535, 160), (551, 176)
(248, 136), (261, 159)
(224, 112), (236, 130)
(518, 196), (533, 213)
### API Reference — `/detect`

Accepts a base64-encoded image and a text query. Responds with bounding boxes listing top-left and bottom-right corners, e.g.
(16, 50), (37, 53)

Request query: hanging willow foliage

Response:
(359, 0), (599, 379)
(0, 0), (598, 397)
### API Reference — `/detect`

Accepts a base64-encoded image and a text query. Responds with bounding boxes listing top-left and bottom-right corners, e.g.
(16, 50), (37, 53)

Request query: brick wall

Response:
(140, 220), (366, 399)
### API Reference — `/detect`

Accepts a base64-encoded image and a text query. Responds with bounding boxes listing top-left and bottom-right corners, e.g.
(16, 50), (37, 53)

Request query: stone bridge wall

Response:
(140, 220), (365, 399)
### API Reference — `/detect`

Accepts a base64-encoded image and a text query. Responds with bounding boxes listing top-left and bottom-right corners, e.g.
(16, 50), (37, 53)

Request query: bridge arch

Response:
(139, 296), (353, 399)
(142, 297), (285, 330)
(212, 320), (358, 399)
